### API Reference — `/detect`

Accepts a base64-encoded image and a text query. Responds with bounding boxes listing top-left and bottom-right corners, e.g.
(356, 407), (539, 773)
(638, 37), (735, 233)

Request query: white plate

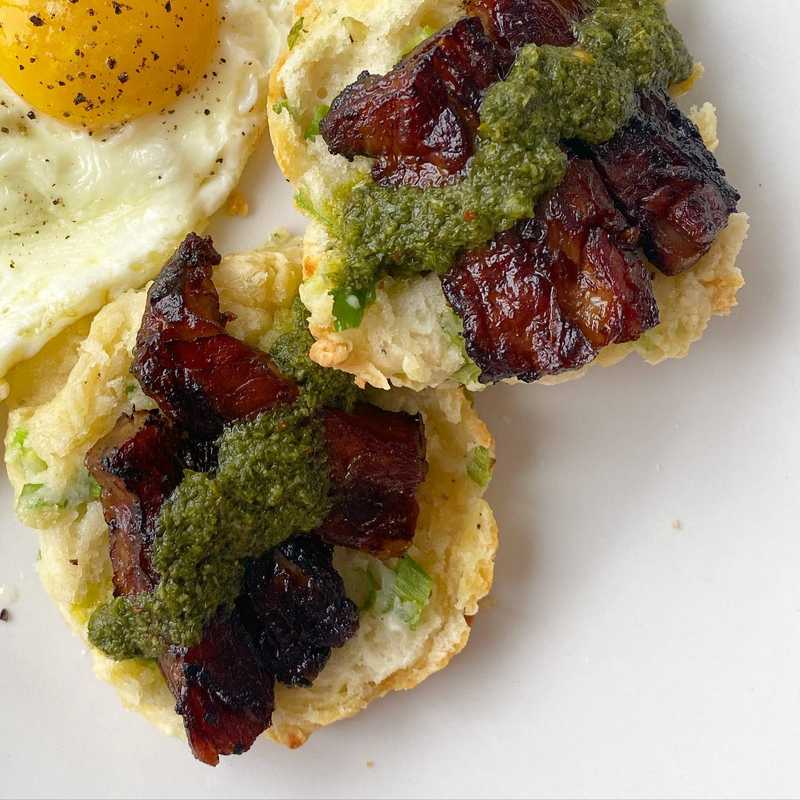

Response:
(1, 2), (799, 798)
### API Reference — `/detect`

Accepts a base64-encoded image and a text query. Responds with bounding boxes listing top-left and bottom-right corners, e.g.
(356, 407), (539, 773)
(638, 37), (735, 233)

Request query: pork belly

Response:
(443, 157), (658, 382)
(467, 0), (587, 50)
(587, 89), (740, 275)
(321, 17), (504, 187)
(318, 405), (428, 558)
(133, 233), (297, 439)
(87, 413), (274, 766)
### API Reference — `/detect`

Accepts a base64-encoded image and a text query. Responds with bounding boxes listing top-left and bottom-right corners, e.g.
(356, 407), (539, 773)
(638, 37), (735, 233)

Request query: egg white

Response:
(0, 0), (293, 397)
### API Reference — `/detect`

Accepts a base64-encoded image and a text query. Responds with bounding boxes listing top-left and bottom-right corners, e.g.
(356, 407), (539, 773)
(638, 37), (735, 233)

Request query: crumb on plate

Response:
(227, 190), (250, 217)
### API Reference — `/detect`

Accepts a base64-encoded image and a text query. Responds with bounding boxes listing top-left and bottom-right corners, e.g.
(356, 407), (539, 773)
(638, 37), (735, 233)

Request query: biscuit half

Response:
(3, 232), (498, 749)
(268, 0), (749, 392)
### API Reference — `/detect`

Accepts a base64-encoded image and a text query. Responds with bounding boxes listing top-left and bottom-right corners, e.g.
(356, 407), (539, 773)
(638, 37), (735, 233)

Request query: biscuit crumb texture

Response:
(3, 231), (497, 749)
(269, 0), (748, 391)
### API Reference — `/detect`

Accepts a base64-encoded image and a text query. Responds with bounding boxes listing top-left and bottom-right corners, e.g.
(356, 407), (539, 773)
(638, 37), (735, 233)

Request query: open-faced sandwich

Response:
(269, 0), (749, 391)
(4, 233), (497, 764)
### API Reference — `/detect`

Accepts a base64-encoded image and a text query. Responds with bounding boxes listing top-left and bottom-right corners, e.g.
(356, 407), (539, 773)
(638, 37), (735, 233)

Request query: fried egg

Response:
(0, 0), (292, 397)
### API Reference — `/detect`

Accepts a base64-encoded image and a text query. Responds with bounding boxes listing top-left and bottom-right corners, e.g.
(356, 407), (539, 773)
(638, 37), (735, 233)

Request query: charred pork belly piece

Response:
(161, 614), (274, 767)
(86, 411), (183, 596)
(586, 90), (740, 275)
(443, 157), (659, 383)
(133, 233), (297, 439)
(318, 405), (428, 558)
(467, 0), (588, 51)
(320, 17), (504, 187)
(538, 156), (658, 347)
(87, 412), (275, 766)
(240, 536), (359, 687)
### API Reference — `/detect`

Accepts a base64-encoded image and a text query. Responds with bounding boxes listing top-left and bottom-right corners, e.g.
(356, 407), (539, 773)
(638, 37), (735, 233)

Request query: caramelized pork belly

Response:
(320, 17), (504, 187)
(318, 404), (428, 558)
(133, 233), (297, 439)
(467, 0), (587, 50)
(87, 411), (276, 766)
(86, 411), (183, 596)
(443, 157), (658, 382)
(241, 536), (359, 688)
(161, 613), (275, 766)
(586, 90), (740, 275)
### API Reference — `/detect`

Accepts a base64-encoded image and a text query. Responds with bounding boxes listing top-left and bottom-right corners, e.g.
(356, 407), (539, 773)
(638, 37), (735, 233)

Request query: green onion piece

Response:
(331, 285), (375, 331)
(441, 310), (483, 386)
(19, 483), (46, 510)
(401, 25), (437, 58)
(392, 556), (433, 629)
(287, 17), (305, 49)
(19, 472), (102, 512)
(10, 430), (47, 473)
(304, 104), (330, 140)
(356, 568), (379, 612)
(294, 189), (332, 228)
(466, 446), (494, 488)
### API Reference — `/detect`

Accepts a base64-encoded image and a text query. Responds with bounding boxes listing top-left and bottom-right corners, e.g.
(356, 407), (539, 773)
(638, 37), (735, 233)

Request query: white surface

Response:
(1, 2), (799, 798)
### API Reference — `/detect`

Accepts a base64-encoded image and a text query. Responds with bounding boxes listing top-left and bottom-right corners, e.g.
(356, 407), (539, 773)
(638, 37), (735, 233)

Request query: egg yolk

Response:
(0, 0), (219, 129)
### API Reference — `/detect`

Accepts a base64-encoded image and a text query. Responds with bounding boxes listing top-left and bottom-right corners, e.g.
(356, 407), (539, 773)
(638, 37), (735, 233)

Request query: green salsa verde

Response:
(88, 302), (363, 660)
(324, 0), (693, 329)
